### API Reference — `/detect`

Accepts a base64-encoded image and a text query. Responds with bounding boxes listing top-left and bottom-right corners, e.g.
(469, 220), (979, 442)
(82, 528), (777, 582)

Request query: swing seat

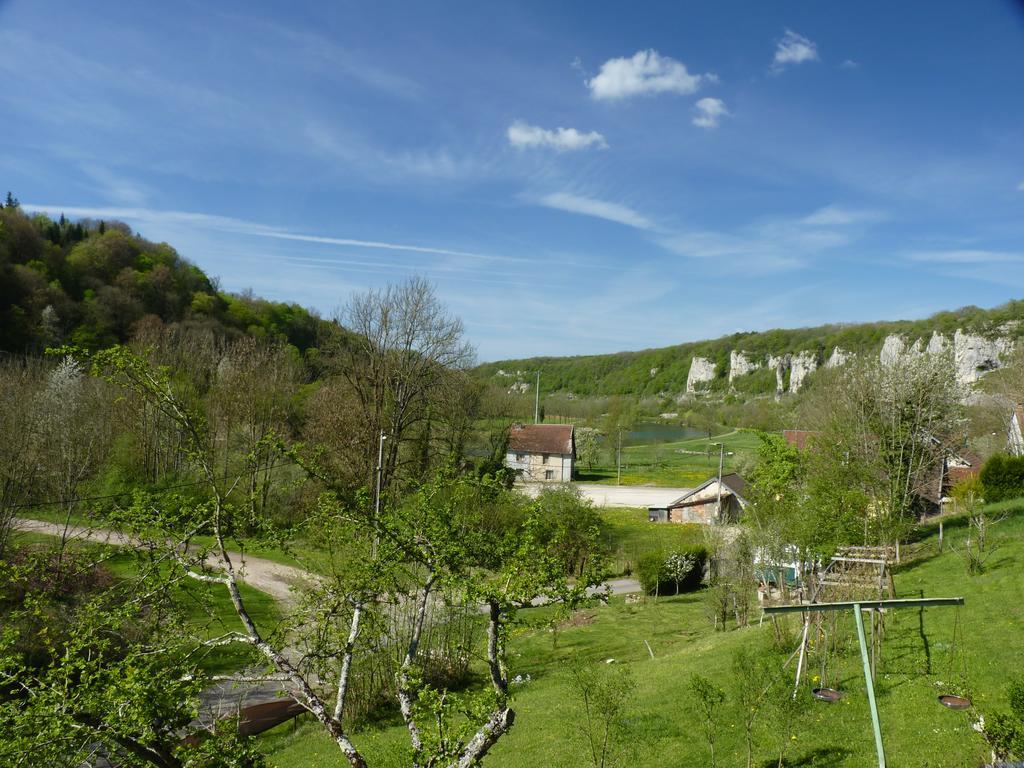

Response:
(938, 694), (972, 710)
(812, 687), (844, 702)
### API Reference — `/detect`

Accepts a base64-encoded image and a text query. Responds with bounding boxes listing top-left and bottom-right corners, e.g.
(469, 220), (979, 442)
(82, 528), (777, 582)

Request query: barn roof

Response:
(508, 424), (574, 454)
(667, 472), (749, 509)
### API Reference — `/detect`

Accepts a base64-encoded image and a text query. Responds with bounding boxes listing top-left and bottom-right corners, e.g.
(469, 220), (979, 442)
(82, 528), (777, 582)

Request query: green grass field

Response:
(578, 428), (762, 486)
(599, 506), (705, 575)
(259, 502), (1024, 767)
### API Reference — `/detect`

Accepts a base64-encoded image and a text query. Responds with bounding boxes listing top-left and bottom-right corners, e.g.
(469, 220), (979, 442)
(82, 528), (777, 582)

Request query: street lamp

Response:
(710, 441), (725, 521)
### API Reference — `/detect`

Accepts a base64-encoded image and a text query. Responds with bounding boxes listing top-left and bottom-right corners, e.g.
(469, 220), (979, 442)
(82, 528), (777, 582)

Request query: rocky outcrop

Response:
(679, 327), (1014, 400)
(926, 332), (948, 355)
(953, 330), (1014, 385)
(878, 330), (1015, 386)
(686, 357), (716, 392)
(766, 354), (788, 396)
(880, 334), (905, 366)
(826, 347), (850, 368)
(789, 351), (818, 392)
(728, 351), (762, 383)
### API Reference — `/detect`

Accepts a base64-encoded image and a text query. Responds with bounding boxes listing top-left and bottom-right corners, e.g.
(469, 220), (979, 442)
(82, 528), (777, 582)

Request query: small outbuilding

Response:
(505, 424), (575, 482)
(660, 473), (749, 525)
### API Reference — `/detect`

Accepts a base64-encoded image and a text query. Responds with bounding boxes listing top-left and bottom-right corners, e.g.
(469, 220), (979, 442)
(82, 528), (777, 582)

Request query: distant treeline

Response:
(476, 301), (1024, 397)
(0, 195), (336, 356)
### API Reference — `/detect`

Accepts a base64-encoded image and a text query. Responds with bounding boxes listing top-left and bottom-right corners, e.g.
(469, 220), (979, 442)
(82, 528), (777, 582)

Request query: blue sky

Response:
(3, 1), (1024, 361)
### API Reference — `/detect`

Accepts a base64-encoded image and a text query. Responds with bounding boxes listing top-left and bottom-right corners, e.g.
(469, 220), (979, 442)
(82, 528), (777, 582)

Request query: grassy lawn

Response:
(10, 530), (281, 676)
(577, 428), (762, 487)
(599, 506), (705, 575)
(260, 502), (1024, 767)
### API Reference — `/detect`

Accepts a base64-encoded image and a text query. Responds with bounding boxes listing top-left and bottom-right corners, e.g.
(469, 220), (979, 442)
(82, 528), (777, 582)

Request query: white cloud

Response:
(536, 192), (654, 230)
(905, 249), (1024, 264)
(692, 98), (728, 129)
(801, 205), (886, 226)
(507, 120), (607, 151)
(587, 49), (715, 101)
(840, 59), (860, 70)
(1017, 180), (1024, 191)
(773, 29), (819, 70)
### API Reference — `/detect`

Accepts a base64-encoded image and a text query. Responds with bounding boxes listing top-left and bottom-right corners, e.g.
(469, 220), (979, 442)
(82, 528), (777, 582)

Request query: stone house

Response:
(649, 473), (749, 524)
(505, 424), (575, 482)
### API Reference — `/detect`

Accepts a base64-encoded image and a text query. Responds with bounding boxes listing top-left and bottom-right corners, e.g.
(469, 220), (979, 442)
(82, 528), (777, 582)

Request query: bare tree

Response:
(0, 357), (47, 557)
(332, 277), (476, 493)
(33, 356), (115, 574)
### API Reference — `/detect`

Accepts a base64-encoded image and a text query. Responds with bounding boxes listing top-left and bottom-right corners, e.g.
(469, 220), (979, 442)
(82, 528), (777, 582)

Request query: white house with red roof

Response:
(505, 424), (575, 482)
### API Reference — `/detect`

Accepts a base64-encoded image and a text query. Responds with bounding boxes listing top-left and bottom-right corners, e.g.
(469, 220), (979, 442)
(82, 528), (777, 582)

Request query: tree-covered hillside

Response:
(477, 301), (1024, 397)
(0, 195), (332, 354)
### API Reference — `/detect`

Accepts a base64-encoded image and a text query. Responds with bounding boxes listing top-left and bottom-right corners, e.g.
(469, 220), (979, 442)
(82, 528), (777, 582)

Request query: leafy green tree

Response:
(980, 454), (1024, 503)
(567, 658), (638, 768)
(0, 546), (262, 767)
(688, 673), (726, 768)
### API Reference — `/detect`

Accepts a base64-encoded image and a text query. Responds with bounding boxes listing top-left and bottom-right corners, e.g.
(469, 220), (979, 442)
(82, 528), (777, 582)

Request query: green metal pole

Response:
(854, 604), (886, 768)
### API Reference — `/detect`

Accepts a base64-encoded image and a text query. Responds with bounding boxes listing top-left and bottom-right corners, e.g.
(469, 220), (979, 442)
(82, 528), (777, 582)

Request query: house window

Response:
(542, 453), (550, 464)
(515, 453), (525, 462)
(544, 470), (554, 480)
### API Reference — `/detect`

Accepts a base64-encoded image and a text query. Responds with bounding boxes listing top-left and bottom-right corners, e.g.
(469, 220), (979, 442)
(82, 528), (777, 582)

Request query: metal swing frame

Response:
(763, 597), (965, 768)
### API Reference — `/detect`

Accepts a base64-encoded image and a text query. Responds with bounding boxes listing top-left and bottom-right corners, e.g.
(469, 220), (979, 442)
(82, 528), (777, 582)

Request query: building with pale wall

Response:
(505, 424), (574, 482)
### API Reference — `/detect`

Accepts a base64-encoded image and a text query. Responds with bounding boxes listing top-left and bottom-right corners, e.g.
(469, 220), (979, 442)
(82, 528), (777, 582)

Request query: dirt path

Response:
(13, 517), (308, 603)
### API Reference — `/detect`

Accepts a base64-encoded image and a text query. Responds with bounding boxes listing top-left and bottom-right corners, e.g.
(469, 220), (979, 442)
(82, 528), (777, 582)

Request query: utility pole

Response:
(534, 371), (540, 424)
(374, 431), (387, 522)
(616, 428), (622, 486)
(714, 441), (724, 521)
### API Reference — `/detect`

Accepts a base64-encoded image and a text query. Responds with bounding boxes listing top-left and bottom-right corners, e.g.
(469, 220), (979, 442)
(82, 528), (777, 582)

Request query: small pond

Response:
(621, 422), (705, 446)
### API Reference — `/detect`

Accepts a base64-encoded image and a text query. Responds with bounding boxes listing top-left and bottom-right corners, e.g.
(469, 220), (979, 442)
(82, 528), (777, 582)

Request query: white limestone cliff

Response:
(728, 351), (762, 383)
(826, 347), (850, 368)
(953, 330), (1014, 385)
(789, 351), (818, 392)
(686, 357), (717, 392)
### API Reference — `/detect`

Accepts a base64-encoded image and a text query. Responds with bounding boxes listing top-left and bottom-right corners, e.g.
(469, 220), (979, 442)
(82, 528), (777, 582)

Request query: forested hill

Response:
(0, 196), (333, 355)
(476, 300), (1024, 398)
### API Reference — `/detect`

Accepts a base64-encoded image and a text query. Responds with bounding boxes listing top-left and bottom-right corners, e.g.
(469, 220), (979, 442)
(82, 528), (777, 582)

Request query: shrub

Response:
(980, 454), (1024, 503)
(637, 547), (708, 596)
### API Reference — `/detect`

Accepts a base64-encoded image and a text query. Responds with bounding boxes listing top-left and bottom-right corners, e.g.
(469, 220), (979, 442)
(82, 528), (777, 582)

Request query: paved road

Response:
(519, 482), (690, 508)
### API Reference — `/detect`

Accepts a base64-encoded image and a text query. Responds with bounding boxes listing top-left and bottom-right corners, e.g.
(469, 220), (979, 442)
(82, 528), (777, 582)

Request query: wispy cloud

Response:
(536, 192), (655, 230)
(773, 30), (819, 71)
(507, 120), (607, 151)
(303, 121), (489, 181)
(840, 59), (860, 70)
(801, 205), (887, 226)
(659, 204), (880, 273)
(587, 50), (715, 101)
(21, 204), (515, 262)
(692, 98), (728, 129)
(1017, 180), (1024, 192)
(905, 249), (1024, 264)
